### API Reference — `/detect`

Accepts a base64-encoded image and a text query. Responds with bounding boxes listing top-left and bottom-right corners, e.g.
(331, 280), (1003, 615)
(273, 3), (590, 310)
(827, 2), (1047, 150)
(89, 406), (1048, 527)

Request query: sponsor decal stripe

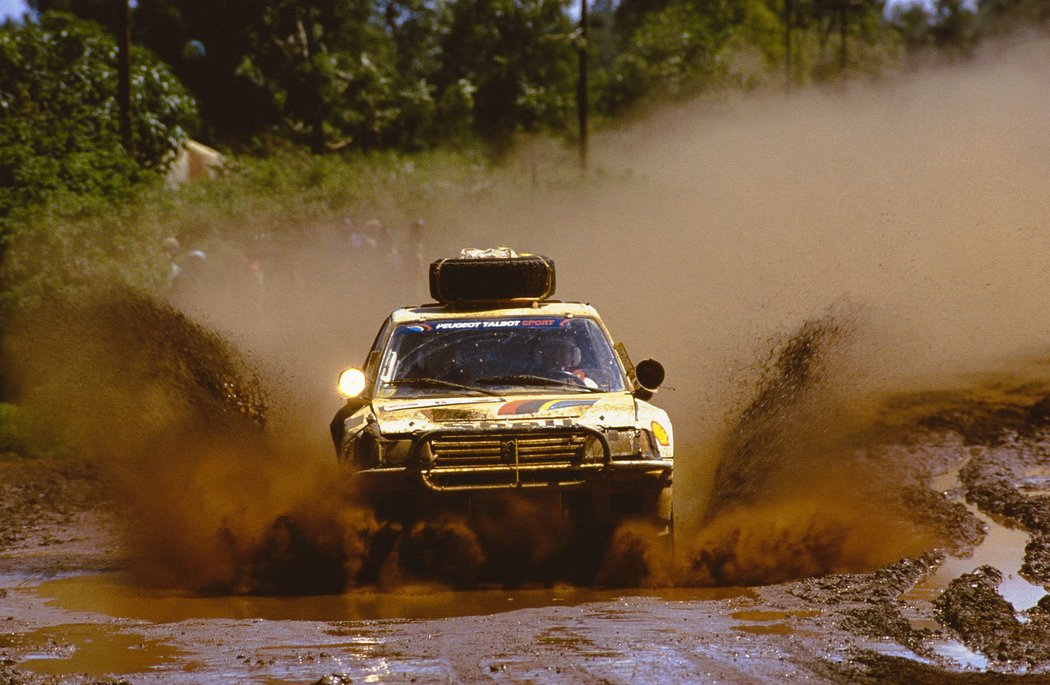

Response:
(549, 399), (598, 411)
(498, 399), (545, 415)
(498, 398), (598, 415)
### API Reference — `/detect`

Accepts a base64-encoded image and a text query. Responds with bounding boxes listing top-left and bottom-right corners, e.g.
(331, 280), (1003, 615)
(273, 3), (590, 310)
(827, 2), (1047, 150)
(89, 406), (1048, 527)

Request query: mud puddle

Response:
(29, 571), (754, 623)
(2, 572), (775, 683)
(1020, 466), (1050, 497)
(866, 639), (991, 672)
(0, 623), (188, 677)
(905, 459), (1048, 612)
(730, 609), (821, 635)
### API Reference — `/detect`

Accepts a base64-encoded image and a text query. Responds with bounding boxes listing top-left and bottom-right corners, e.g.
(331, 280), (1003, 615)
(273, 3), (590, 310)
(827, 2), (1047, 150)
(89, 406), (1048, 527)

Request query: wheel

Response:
(653, 485), (675, 560)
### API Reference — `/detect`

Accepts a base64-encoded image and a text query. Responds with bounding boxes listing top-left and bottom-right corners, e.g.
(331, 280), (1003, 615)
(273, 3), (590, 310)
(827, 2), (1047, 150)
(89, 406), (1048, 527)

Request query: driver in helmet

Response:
(536, 337), (598, 388)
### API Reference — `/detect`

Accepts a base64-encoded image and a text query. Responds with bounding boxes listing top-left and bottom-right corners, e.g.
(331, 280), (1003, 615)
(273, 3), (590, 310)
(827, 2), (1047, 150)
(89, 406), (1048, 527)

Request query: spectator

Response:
(162, 236), (182, 290)
(408, 218), (426, 272)
(170, 249), (208, 301)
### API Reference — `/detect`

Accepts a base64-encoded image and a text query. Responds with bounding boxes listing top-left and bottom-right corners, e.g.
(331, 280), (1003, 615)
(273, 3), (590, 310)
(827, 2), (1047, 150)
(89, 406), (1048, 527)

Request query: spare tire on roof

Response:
(429, 251), (556, 305)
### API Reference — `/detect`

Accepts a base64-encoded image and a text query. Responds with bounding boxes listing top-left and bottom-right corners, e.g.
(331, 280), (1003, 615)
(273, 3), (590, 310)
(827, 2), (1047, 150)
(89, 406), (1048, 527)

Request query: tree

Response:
(888, 0), (979, 62)
(929, 0), (979, 58)
(0, 12), (199, 224)
(801, 0), (888, 79)
(435, 0), (577, 144)
(889, 3), (935, 55)
(241, 0), (382, 152)
(32, 0), (274, 145)
(977, 0), (1050, 35)
(38, 0), (450, 151)
(602, 0), (735, 112)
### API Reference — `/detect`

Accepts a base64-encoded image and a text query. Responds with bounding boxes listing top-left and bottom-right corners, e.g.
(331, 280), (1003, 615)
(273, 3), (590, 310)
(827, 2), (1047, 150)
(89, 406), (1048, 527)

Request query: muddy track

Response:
(2, 368), (1050, 683)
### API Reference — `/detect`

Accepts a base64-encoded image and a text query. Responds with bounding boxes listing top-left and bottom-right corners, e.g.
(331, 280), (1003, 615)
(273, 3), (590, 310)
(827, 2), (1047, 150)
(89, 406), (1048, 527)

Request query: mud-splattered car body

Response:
(331, 253), (673, 529)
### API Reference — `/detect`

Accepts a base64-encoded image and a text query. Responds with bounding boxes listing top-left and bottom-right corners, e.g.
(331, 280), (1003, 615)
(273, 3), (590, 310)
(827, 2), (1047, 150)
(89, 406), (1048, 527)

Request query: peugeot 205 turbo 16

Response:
(330, 248), (673, 549)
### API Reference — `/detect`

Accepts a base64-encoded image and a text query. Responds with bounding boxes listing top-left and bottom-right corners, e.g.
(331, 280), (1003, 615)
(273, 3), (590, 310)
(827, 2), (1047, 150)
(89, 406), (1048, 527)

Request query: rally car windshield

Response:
(374, 317), (628, 398)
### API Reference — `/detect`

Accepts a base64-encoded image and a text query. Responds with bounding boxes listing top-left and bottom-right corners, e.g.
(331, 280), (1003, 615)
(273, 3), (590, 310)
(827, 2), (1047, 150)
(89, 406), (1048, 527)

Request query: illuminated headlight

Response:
(338, 368), (367, 398)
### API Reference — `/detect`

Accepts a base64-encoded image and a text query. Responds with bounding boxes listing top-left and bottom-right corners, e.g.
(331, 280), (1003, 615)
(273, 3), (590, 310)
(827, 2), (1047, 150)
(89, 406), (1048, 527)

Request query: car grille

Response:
(429, 431), (588, 467)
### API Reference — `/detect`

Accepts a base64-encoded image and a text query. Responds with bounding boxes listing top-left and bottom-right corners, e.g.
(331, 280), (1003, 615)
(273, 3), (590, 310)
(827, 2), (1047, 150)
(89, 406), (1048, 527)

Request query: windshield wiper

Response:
(385, 377), (504, 397)
(475, 375), (603, 392)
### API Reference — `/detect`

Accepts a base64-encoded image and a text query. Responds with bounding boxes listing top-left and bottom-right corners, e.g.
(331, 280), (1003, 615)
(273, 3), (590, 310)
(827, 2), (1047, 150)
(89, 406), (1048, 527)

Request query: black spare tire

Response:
(429, 255), (556, 304)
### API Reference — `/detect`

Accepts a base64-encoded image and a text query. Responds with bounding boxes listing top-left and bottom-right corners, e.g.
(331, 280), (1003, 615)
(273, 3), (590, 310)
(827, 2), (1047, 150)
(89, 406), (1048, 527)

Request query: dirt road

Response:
(3, 358), (1050, 684)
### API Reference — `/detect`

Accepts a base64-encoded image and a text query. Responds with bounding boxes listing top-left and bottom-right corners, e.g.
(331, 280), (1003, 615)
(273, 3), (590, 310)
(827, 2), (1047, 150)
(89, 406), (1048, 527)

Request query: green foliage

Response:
(13, 0), (1050, 156)
(0, 147), (490, 320)
(239, 1), (388, 151)
(437, 0), (576, 143)
(0, 192), (172, 318)
(0, 402), (26, 456)
(888, 0), (981, 63)
(0, 12), (198, 229)
(603, 1), (735, 112)
(978, 0), (1050, 36)
(929, 1), (980, 57)
(731, 0), (787, 67)
(0, 400), (71, 459)
(42, 0), (577, 151)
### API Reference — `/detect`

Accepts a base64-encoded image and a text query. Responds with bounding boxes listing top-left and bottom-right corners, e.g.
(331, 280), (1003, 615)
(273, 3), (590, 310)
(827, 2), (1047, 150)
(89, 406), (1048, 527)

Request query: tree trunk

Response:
(783, 0), (792, 91)
(117, 0), (133, 156)
(303, 5), (326, 154)
(838, 1), (848, 72)
(577, 0), (589, 172)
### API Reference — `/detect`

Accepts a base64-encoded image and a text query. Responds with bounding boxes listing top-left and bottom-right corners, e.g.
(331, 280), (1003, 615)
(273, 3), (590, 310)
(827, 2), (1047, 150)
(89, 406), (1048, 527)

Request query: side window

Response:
(364, 319), (391, 379)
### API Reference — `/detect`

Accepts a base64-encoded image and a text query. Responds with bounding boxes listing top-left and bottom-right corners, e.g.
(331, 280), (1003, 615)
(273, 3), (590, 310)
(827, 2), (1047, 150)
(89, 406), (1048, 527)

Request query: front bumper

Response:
(350, 425), (672, 494)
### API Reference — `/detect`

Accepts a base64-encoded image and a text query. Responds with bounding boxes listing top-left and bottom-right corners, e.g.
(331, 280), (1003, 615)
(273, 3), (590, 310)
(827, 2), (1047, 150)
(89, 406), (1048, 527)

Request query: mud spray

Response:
(2, 290), (381, 594)
(5, 37), (1050, 593)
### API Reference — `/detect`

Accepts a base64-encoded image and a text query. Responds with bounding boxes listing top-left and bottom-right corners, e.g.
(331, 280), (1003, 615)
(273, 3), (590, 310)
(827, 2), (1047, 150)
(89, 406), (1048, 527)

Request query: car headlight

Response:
(351, 435), (413, 468)
(338, 367), (367, 398)
(381, 439), (412, 466)
(606, 428), (639, 458)
(418, 440), (435, 468)
(580, 435), (606, 463)
(604, 428), (662, 459)
(638, 429), (660, 459)
(351, 432), (380, 469)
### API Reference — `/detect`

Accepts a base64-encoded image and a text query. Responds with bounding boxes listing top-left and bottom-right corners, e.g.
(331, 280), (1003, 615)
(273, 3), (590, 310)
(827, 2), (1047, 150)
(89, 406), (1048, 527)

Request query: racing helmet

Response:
(538, 335), (582, 369)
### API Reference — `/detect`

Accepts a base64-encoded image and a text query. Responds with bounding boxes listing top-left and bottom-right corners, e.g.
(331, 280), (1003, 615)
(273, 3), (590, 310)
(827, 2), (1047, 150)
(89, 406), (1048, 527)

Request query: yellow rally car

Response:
(331, 249), (673, 537)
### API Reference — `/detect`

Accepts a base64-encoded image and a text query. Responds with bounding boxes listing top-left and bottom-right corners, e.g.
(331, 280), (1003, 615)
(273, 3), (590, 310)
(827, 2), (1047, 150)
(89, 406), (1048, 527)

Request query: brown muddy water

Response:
(906, 460), (1047, 612)
(0, 576), (751, 680)
(0, 624), (186, 677)
(2, 367), (1050, 683)
(29, 573), (752, 623)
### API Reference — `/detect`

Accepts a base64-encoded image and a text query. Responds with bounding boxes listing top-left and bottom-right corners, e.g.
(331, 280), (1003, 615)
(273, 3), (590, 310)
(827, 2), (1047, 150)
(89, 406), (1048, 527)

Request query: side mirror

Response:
(338, 367), (367, 398)
(634, 359), (665, 392)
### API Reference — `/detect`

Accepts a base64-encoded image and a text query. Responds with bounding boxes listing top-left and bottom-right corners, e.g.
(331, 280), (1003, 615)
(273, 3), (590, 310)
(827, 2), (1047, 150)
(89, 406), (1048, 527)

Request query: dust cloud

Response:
(433, 38), (1050, 584)
(462, 37), (1050, 584)
(2, 290), (375, 593)
(6, 37), (1050, 591)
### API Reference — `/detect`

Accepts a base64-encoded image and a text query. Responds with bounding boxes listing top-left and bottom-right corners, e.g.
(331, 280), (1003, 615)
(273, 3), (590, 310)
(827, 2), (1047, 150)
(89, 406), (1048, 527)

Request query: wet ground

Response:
(3, 361), (1050, 684)
(1, 298), (1050, 682)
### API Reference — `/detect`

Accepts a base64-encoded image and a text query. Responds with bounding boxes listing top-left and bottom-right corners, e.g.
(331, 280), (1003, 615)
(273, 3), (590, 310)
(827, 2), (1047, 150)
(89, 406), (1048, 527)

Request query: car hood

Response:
(371, 393), (637, 433)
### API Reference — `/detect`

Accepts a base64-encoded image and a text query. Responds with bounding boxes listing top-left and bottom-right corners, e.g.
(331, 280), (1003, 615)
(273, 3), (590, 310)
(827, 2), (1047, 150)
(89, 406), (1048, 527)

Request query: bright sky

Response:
(0, 0), (27, 22)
